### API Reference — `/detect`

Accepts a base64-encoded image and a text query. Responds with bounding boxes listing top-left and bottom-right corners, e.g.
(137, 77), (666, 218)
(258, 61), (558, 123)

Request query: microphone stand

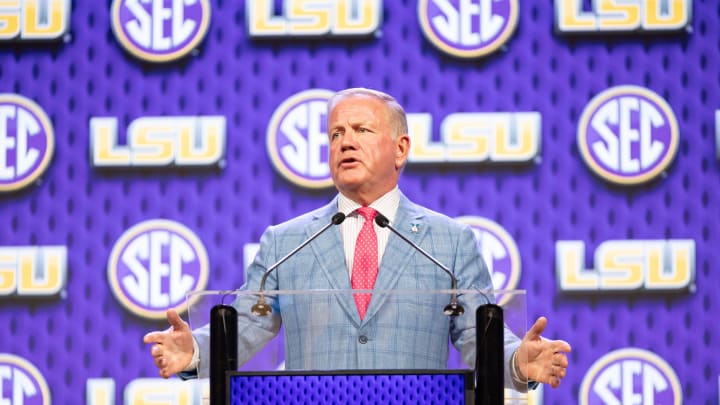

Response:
(374, 213), (464, 316)
(252, 212), (346, 316)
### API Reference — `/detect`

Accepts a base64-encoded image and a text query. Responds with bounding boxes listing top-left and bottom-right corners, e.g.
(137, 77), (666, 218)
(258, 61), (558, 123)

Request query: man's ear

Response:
(395, 134), (411, 169)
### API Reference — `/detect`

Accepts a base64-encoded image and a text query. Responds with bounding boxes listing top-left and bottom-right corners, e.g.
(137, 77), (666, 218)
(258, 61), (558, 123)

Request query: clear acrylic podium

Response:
(185, 289), (531, 405)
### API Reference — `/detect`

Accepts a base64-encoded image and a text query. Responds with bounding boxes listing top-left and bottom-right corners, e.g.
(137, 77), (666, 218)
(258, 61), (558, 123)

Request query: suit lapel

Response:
(363, 195), (427, 322)
(306, 199), (362, 325)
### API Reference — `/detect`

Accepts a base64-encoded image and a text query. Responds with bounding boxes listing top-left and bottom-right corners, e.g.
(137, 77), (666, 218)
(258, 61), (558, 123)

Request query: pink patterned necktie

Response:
(351, 207), (378, 320)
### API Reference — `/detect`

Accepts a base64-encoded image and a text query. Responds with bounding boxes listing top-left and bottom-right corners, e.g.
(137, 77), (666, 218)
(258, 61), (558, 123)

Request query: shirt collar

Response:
(337, 187), (401, 223)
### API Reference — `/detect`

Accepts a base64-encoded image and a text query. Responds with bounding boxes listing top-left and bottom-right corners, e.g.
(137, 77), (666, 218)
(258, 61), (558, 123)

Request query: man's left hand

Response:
(515, 317), (572, 388)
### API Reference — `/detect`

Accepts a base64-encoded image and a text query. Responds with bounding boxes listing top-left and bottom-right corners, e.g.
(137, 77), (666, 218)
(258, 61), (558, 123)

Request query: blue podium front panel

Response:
(228, 370), (472, 404)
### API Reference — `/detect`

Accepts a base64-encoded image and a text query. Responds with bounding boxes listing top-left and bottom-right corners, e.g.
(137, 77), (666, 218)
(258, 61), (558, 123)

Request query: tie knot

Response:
(357, 207), (377, 222)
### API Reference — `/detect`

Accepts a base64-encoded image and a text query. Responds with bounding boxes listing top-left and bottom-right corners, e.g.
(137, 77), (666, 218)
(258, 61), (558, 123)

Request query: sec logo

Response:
(266, 89), (335, 189)
(111, 0), (211, 63)
(107, 219), (209, 319)
(0, 353), (51, 404)
(578, 86), (679, 185)
(418, 0), (519, 58)
(580, 348), (681, 405)
(0, 94), (54, 193)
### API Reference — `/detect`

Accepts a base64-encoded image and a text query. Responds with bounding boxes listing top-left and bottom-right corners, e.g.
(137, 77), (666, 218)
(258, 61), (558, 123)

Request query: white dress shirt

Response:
(336, 187), (401, 276)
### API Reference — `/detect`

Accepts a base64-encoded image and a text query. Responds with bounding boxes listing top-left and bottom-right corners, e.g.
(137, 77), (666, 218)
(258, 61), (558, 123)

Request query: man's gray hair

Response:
(327, 88), (409, 138)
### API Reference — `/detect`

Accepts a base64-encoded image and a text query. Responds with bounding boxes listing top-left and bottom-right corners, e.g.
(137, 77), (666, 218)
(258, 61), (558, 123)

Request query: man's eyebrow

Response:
(347, 118), (376, 127)
(330, 118), (373, 127)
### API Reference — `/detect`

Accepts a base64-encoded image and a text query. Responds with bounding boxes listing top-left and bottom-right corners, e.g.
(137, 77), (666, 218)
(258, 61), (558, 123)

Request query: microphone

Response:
(374, 213), (465, 316)
(251, 212), (346, 316)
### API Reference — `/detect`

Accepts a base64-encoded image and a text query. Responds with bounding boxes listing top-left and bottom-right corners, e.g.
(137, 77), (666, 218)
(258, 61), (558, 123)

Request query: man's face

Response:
(327, 95), (409, 204)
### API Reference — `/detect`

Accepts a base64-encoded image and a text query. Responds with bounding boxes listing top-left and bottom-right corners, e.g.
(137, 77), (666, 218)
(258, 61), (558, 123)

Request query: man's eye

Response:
(358, 127), (368, 133)
(331, 132), (341, 139)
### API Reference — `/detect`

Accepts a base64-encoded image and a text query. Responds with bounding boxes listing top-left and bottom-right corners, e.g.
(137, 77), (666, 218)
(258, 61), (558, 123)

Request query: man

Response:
(144, 88), (571, 390)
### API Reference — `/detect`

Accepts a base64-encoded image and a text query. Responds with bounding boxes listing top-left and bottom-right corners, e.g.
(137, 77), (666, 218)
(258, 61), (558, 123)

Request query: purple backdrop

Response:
(0, 1), (717, 404)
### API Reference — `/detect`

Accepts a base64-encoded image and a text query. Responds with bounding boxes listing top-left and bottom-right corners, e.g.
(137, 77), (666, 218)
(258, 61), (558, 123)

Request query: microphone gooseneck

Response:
(374, 213), (465, 316)
(251, 212), (346, 316)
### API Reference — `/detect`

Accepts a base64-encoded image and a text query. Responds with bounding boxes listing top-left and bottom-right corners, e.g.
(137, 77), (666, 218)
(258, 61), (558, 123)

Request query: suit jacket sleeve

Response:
(189, 224), (283, 378)
(449, 224), (527, 392)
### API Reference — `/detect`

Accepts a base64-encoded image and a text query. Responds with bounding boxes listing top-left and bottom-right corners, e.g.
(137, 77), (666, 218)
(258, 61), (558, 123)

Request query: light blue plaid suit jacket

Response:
(193, 193), (523, 387)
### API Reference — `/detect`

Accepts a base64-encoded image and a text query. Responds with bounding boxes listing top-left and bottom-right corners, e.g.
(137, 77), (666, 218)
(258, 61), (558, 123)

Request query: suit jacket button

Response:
(358, 335), (368, 344)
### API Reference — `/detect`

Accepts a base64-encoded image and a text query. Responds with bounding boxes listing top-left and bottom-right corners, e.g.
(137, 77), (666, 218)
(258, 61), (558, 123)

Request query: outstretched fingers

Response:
(143, 330), (166, 345)
(525, 316), (548, 341)
(142, 308), (193, 379)
(545, 345), (571, 387)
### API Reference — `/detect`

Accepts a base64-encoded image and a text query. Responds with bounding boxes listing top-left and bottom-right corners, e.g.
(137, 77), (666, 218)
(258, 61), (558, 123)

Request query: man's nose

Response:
(340, 130), (358, 149)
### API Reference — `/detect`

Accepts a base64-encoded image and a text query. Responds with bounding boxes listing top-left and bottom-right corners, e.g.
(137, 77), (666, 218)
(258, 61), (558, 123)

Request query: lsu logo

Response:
(87, 378), (203, 405)
(578, 86), (679, 185)
(247, 0), (381, 37)
(111, 0), (211, 63)
(0, 94), (54, 192)
(107, 219), (209, 319)
(0, 246), (66, 296)
(555, 0), (691, 33)
(0, 0), (70, 40)
(455, 216), (520, 306)
(267, 89), (335, 189)
(89, 116), (226, 167)
(556, 240), (695, 292)
(0, 353), (51, 404)
(408, 112), (541, 163)
(418, 0), (519, 58)
(580, 348), (681, 405)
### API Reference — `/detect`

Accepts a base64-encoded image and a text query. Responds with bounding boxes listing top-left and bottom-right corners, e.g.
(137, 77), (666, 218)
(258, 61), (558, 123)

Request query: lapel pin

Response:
(410, 223), (419, 233)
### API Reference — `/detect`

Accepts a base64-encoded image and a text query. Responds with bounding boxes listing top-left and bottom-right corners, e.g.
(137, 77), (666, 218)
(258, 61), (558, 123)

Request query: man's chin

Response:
(333, 172), (367, 188)
(334, 179), (368, 196)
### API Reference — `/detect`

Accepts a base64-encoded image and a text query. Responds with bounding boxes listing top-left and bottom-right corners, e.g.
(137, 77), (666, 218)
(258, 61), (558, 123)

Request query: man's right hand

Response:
(143, 309), (194, 378)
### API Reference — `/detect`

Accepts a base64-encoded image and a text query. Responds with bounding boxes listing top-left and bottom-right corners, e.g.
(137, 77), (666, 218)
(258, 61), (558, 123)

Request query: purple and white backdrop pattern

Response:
(0, 1), (718, 404)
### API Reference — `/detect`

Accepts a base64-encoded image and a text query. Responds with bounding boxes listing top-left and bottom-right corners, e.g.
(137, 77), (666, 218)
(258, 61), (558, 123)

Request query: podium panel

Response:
(186, 289), (529, 404)
(229, 370), (473, 404)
